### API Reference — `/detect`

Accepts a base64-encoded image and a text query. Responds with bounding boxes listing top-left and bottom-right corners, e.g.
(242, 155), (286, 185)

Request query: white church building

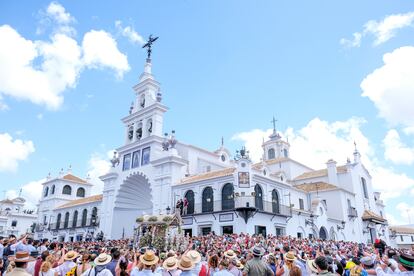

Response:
(35, 56), (391, 244)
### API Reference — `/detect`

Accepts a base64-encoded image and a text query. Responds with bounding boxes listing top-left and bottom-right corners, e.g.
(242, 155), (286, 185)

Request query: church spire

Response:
(269, 116), (281, 140)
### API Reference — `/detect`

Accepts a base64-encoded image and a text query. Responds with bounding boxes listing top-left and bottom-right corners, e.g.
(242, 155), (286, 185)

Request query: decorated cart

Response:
(134, 214), (188, 251)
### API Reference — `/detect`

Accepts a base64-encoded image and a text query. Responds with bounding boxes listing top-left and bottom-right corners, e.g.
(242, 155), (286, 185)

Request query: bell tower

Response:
(122, 56), (167, 145)
(262, 116), (290, 161)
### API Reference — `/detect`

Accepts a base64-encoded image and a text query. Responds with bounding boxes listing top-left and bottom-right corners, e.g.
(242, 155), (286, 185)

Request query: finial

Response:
(142, 34), (159, 60)
(129, 102), (134, 114)
(68, 165), (72, 173)
(271, 116), (277, 132)
(221, 136), (224, 147)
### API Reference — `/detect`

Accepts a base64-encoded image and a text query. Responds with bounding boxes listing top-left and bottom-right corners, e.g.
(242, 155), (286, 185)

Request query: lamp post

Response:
(166, 206), (171, 215)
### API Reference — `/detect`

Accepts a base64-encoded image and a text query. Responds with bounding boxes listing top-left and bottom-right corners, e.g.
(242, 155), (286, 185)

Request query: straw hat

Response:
(140, 250), (159, 266)
(284, 251), (296, 261)
(307, 259), (319, 274)
(162, 257), (178, 271)
(224, 250), (237, 260)
(236, 260), (244, 270)
(177, 256), (195, 271)
(8, 251), (35, 263)
(94, 253), (112, 266)
(64, 251), (78, 261)
(186, 250), (201, 264)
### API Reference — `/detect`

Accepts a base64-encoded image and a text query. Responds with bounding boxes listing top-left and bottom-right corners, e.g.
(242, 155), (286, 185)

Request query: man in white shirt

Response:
(82, 253), (113, 276)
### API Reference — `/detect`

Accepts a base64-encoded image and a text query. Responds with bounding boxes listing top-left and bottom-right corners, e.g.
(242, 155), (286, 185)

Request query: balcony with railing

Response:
(182, 196), (291, 217)
(36, 217), (99, 232)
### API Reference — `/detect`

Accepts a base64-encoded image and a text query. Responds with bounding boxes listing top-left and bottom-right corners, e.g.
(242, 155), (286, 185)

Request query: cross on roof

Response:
(271, 116), (277, 132)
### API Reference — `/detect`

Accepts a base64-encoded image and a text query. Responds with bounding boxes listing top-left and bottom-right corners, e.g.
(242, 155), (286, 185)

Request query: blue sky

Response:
(1, 1), (414, 224)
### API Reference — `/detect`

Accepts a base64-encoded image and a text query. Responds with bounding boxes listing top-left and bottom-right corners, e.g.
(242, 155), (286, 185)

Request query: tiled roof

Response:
(361, 210), (386, 223)
(389, 226), (414, 234)
(294, 182), (337, 192)
(62, 174), (88, 184)
(294, 165), (348, 181)
(0, 199), (14, 204)
(55, 194), (103, 209)
(179, 168), (235, 185)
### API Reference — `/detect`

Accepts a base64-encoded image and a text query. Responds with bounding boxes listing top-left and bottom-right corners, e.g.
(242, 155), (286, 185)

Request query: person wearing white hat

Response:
(81, 253), (112, 276)
(186, 250), (202, 275)
(161, 257), (181, 276)
(55, 251), (78, 276)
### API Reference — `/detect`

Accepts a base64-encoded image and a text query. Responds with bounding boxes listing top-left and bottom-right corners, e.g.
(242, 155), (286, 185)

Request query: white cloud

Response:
(232, 117), (414, 201)
(383, 129), (414, 165)
(115, 20), (145, 46)
(403, 126), (414, 136)
(340, 32), (362, 48)
(395, 202), (414, 225)
(370, 167), (414, 200)
(340, 12), (414, 47)
(46, 2), (74, 25)
(0, 133), (35, 172)
(232, 129), (272, 163)
(361, 46), (414, 128)
(0, 23), (129, 109)
(87, 151), (112, 195)
(37, 2), (76, 36)
(6, 179), (45, 209)
(0, 95), (9, 111)
(82, 30), (130, 78)
(233, 117), (369, 168)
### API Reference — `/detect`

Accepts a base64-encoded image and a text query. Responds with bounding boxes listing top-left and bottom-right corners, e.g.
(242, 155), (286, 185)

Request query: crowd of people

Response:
(1, 233), (413, 276)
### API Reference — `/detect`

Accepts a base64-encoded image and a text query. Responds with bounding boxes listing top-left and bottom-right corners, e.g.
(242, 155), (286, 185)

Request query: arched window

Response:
(51, 185), (55, 194)
(64, 212), (69, 228)
(44, 186), (49, 197)
(76, 187), (85, 197)
(268, 148), (275, 159)
(62, 185), (72, 195)
(56, 213), (61, 230)
(283, 149), (288, 158)
(221, 183), (234, 210)
(184, 190), (195, 215)
(202, 187), (214, 213)
(72, 210), (78, 228)
(81, 209), (88, 227)
(361, 177), (369, 199)
(91, 207), (98, 225)
(272, 189), (280, 214)
(254, 184), (263, 211)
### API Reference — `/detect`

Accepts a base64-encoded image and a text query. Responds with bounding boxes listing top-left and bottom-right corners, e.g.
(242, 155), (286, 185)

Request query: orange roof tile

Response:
(361, 210), (386, 223)
(62, 174), (88, 184)
(179, 167), (235, 185)
(55, 194), (102, 209)
(294, 182), (337, 192)
(294, 165), (348, 181)
(389, 226), (414, 234)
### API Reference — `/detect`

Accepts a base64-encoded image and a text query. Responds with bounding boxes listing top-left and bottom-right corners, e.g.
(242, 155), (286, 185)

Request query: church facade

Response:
(35, 57), (391, 244)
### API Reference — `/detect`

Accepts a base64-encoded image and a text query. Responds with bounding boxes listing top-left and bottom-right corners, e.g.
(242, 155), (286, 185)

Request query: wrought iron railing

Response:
(36, 217), (99, 231)
(181, 196), (291, 217)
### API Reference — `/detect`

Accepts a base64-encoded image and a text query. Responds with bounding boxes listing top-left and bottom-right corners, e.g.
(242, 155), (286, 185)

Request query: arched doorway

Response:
(319, 226), (328, 240)
(112, 172), (153, 239)
(254, 184), (263, 211)
(221, 183), (234, 210)
(202, 187), (214, 213)
(184, 190), (195, 215)
(271, 189), (280, 214)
